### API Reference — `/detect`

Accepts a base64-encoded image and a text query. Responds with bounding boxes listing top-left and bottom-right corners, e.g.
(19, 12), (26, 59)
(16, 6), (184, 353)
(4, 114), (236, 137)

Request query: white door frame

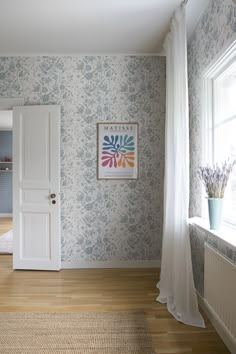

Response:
(0, 98), (24, 220)
(0, 98), (24, 110)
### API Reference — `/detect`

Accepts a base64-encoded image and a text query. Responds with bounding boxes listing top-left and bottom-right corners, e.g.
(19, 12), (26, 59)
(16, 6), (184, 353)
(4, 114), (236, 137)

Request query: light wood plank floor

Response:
(0, 217), (12, 236)
(0, 218), (229, 353)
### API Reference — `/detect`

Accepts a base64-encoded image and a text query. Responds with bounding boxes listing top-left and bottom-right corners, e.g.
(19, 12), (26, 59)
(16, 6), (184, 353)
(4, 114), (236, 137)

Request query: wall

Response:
(0, 131), (13, 214)
(0, 56), (166, 263)
(188, 0), (236, 294)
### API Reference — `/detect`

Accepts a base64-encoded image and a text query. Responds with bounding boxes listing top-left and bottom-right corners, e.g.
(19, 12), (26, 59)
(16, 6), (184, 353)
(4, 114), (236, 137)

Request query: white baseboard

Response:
(197, 291), (236, 354)
(62, 259), (161, 269)
(0, 213), (13, 217)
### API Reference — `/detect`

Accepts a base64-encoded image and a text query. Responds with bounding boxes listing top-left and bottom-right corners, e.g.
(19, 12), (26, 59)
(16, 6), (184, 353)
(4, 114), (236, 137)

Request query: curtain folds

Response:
(156, 6), (205, 328)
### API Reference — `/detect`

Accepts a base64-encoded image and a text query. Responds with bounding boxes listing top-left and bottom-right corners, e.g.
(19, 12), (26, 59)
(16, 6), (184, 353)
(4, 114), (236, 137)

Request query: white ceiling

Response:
(0, 0), (210, 55)
(0, 111), (13, 130)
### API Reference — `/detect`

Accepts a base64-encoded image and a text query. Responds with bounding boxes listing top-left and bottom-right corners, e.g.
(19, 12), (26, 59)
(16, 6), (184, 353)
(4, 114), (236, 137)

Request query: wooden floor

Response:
(0, 217), (12, 236)
(0, 218), (229, 353)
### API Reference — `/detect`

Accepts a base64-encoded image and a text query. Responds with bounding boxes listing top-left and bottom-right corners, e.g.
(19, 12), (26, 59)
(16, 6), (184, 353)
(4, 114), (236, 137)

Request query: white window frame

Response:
(201, 36), (236, 225)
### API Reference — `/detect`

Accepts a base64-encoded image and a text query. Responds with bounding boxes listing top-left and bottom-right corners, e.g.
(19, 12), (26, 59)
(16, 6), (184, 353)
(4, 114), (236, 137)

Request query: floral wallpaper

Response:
(188, 0), (236, 293)
(0, 56), (166, 262)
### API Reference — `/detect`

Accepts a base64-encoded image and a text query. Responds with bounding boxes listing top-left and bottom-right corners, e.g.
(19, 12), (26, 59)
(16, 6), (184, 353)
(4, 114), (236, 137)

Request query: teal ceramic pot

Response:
(208, 198), (223, 230)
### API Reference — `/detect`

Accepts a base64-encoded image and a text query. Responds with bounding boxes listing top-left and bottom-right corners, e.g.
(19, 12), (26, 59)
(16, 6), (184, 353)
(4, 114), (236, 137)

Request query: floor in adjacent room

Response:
(0, 218), (229, 354)
(0, 217), (13, 254)
(0, 217), (12, 236)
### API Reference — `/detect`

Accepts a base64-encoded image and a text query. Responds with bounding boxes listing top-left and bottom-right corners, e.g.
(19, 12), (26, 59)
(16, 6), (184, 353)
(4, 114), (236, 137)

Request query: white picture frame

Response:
(97, 123), (139, 180)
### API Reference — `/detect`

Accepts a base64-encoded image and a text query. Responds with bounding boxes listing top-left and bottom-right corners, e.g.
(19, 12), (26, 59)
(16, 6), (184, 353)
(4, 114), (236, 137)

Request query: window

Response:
(202, 38), (236, 225)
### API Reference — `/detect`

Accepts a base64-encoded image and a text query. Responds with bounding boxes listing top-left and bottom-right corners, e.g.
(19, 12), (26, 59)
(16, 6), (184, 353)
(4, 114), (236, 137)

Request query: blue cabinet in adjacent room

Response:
(0, 131), (13, 214)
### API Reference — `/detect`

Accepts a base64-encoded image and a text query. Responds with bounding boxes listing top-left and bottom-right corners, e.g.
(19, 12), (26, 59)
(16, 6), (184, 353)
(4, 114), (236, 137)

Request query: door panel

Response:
(13, 105), (60, 270)
(21, 189), (51, 205)
(21, 212), (50, 259)
(21, 111), (50, 181)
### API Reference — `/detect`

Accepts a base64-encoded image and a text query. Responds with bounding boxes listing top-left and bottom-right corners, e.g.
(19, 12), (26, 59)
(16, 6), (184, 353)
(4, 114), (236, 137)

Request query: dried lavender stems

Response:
(198, 159), (236, 198)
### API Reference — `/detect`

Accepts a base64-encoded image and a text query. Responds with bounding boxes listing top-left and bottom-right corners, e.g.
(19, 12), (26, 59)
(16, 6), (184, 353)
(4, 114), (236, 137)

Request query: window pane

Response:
(215, 72), (236, 123)
(208, 52), (236, 224)
(223, 171), (236, 222)
(214, 119), (236, 162)
(214, 118), (236, 223)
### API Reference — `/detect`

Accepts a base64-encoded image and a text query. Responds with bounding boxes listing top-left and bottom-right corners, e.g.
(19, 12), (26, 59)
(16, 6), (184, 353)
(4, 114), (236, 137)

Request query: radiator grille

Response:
(204, 243), (236, 343)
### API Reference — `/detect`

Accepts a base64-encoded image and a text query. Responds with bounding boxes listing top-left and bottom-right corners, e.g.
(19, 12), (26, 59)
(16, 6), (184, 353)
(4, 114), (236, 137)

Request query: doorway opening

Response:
(0, 110), (13, 255)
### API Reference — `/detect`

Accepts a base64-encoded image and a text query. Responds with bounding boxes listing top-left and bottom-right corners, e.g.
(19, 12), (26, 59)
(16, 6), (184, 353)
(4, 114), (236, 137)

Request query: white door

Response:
(13, 105), (61, 270)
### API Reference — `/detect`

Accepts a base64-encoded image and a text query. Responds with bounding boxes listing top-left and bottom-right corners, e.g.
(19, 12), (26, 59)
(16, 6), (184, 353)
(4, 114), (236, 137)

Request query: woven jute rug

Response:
(0, 312), (155, 354)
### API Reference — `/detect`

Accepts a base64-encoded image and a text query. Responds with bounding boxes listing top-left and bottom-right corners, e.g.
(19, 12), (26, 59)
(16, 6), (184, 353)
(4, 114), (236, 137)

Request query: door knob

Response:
(50, 193), (56, 199)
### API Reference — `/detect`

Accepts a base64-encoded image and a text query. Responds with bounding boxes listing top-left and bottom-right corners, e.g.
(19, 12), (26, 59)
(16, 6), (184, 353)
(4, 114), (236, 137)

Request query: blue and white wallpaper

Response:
(0, 56), (166, 262)
(188, 0), (236, 294)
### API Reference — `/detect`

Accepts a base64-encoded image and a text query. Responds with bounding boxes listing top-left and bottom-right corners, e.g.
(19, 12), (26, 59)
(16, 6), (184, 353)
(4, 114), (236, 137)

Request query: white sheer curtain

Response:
(156, 6), (205, 328)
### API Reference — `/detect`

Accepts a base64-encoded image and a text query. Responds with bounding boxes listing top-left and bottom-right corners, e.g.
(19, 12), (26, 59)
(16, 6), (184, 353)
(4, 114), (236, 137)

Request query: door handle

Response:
(50, 193), (56, 199)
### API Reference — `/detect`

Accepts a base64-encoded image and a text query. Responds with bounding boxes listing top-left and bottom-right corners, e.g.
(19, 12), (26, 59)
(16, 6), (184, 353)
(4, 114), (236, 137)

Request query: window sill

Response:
(189, 217), (236, 251)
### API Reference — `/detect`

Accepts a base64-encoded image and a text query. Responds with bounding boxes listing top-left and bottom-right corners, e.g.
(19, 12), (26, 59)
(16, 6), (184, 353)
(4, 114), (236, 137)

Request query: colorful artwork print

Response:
(102, 135), (135, 168)
(97, 123), (138, 179)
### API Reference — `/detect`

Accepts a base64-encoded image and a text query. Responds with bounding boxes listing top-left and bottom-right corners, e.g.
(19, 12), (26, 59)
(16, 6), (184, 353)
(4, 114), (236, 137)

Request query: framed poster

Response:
(97, 123), (138, 180)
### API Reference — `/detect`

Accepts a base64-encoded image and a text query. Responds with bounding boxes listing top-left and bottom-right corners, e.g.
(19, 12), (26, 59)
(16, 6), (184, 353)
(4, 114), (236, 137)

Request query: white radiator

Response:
(204, 243), (236, 349)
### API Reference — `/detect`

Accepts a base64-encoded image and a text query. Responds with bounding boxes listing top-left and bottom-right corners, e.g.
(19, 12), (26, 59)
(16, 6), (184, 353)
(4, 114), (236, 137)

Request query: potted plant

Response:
(198, 159), (236, 230)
